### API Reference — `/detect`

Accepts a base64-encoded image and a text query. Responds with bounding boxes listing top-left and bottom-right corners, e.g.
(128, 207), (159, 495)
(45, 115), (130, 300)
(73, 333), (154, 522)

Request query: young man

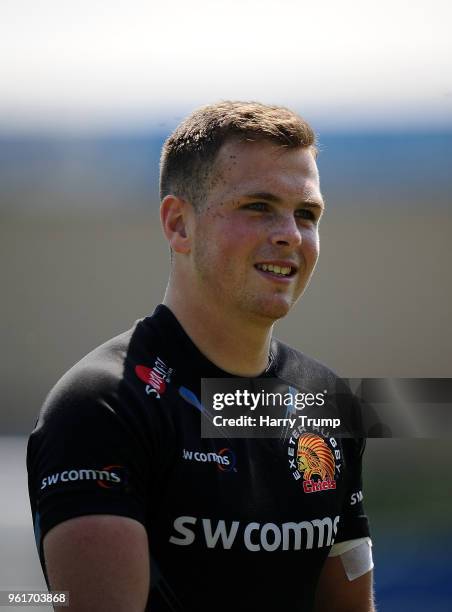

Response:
(27, 101), (374, 611)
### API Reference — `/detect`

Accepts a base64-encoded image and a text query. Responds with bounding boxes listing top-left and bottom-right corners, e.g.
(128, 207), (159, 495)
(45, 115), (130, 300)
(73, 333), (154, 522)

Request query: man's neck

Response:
(162, 288), (274, 377)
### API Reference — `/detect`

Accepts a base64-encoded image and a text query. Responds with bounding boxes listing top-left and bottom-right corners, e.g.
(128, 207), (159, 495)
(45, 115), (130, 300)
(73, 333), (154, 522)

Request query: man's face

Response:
(188, 138), (324, 323)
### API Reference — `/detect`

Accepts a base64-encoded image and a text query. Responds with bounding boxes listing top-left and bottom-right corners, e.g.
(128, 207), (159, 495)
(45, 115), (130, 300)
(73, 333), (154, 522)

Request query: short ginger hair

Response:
(159, 101), (317, 210)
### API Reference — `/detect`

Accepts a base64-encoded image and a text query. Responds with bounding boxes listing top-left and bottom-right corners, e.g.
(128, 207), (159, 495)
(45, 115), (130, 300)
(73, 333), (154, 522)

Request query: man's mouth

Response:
(254, 263), (297, 278)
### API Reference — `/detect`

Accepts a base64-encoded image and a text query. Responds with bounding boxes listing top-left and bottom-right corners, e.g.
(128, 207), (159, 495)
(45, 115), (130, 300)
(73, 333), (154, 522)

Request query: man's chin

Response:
(248, 296), (294, 322)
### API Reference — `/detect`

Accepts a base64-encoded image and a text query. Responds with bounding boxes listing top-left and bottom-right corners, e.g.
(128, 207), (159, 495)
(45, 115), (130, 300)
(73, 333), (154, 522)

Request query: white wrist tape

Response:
(328, 537), (374, 581)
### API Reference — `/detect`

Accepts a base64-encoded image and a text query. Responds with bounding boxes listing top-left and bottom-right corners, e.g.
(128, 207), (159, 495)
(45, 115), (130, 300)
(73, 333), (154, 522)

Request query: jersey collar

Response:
(146, 304), (277, 381)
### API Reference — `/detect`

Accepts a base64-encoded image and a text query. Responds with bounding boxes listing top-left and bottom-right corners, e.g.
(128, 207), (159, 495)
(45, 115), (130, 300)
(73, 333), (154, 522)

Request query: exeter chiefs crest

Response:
(287, 433), (340, 493)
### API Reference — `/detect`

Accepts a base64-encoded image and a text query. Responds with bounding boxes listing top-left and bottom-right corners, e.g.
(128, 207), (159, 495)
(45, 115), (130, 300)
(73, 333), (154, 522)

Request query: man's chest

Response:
(148, 404), (351, 554)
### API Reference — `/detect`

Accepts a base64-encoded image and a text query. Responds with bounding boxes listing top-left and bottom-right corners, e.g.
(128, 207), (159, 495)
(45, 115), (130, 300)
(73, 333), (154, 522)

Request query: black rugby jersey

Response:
(27, 304), (370, 611)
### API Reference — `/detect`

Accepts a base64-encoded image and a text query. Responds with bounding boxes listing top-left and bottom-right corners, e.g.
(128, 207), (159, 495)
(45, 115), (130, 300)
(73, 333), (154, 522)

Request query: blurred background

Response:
(1, 0), (451, 609)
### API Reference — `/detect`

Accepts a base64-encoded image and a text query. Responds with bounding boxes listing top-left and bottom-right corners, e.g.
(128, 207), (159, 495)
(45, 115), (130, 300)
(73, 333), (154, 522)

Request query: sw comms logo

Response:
(182, 448), (237, 472)
(169, 514), (340, 551)
(287, 433), (341, 493)
(135, 357), (174, 398)
(40, 465), (124, 490)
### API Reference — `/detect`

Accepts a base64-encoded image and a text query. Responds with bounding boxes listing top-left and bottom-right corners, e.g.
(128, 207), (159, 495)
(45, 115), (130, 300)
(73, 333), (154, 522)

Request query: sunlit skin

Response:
(160, 138), (325, 375)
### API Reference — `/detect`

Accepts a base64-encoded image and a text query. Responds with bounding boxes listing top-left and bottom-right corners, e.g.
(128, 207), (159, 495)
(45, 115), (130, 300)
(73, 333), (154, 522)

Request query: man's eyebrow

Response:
(242, 191), (325, 209)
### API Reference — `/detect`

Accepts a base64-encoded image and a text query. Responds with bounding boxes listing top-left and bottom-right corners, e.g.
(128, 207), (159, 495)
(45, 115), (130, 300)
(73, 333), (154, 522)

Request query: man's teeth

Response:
(256, 263), (292, 276)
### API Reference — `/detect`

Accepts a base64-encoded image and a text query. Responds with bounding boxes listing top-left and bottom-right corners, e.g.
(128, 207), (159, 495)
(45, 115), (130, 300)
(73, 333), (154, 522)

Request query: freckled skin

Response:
(190, 139), (323, 324)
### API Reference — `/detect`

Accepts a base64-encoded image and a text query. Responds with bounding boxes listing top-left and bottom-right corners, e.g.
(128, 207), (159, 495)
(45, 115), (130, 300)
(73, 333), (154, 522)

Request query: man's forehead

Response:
(211, 138), (321, 200)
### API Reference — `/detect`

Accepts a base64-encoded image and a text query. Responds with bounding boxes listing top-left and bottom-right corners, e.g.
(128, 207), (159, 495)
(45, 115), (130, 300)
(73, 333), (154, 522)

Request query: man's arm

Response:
(314, 556), (375, 612)
(43, 515), (150, 612)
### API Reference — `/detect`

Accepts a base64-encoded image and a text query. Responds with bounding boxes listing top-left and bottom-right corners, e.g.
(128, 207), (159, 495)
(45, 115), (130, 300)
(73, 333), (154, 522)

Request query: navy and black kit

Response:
(27, 305), (370, 611)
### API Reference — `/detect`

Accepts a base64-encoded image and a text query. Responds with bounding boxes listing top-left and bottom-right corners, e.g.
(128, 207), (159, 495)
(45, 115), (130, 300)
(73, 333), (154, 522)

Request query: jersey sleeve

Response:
(26, 363), (159, 578)
(334, 437), (371, 544)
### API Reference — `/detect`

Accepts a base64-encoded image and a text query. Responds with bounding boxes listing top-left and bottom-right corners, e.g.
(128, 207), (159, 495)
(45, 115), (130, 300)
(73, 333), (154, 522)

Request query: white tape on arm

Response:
(329, 537), (374, 581)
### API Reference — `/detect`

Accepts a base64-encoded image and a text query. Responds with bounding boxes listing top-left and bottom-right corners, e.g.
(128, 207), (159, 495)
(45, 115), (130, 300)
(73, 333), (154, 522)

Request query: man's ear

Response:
(160, 195), (193, 254)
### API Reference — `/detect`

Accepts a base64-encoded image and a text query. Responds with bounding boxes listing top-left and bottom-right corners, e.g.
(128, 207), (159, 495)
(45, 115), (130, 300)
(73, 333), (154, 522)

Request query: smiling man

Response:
(161, 136), (323, 375)
(27, 101), (374, 611)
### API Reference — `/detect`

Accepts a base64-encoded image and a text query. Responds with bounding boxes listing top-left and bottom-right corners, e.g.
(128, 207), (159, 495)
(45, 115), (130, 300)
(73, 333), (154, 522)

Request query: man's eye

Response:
(243, 202), (268, 211)
(295, 209), (316, 220)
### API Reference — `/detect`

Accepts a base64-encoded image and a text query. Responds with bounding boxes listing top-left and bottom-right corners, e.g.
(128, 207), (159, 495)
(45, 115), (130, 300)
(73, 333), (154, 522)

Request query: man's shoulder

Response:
(38, 316), (161, 422)
(272, 338), (340, 385)
(51, 327), (135, 394)
(273, 339), (366, 450)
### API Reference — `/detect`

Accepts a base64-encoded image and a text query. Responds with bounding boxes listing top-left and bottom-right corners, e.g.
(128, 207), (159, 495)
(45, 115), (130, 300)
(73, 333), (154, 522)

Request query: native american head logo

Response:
(296, 434), (335, 481)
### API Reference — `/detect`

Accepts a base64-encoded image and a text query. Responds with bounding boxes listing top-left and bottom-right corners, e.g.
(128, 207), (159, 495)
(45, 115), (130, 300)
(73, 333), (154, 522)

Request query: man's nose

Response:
(270, 214), (302, 248)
